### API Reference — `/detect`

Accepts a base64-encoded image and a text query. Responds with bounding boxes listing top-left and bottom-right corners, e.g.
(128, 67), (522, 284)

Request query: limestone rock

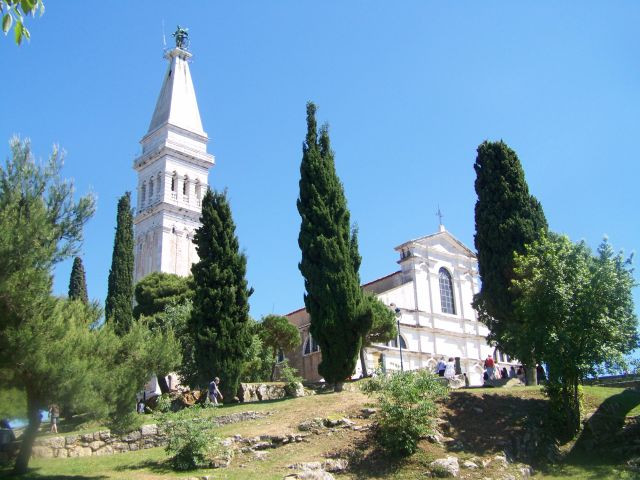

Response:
(462, 460), (478, 469)
(491, 454), (509, 468)
(430, 456), (460, 478)
(81, 433), (94, 443)
(40, 436), (65, 449)
(322, 458), (348, 472)
(54, 448), (68, 458)
(361, 407), (377, 418)
(68, 446), (92, 457)
(65, 434), (78, 446)
(89, 440), (105, 451)
(298, 418), (324, 431)
(140, 424), (158, 437)
(123, 430), (142, 442)
(31, 446), (54, 459)
(95, 445), (114, 456)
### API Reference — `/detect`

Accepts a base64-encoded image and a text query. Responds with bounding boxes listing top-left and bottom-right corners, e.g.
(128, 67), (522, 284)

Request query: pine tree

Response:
(297, 102), (370, 389)
(105, 192), (134, 335)
(68, 256), (89, 304)
(188, 189), (252, 401)
(473, 141), (547, 379)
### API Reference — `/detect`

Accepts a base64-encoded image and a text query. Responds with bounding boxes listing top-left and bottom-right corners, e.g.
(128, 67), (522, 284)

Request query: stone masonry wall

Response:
(29, 424), (164, 459)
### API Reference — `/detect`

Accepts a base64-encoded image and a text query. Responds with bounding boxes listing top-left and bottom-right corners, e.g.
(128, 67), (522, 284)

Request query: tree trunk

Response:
(270, 360), (277, 382)
(14, 388), (41, 474)
(359, 347), (369, 378)
(334, 382), (344, 392)
(525, 365), (538, 386)
(157, 375), (170, 394)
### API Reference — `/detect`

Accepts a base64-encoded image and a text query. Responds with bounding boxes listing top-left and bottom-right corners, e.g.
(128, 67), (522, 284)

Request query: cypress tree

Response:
(297, 102), (369, 389)
(68, 256), (89, 304)
(105, 192), (134, 335)
(472, 141), (547, 379)
(189, 189), (252, 401)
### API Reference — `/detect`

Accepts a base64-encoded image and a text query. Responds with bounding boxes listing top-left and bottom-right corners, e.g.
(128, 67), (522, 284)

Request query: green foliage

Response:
(0, 387), (26, 419)
(240, 319), (273, 383)
(280, 360), (303, 396)
(512, 233), (638, 437)
(297, 102), (370, 385)
(189, 189), (252, 400)
(105, 192), (134, 335)
(1, 0), (44, 45)
(160, 409), (220, 471)
(472, 140), (548, 367)
(362, 370), (448, 456)
(259, 314), (301, 381)
(361, 293), (396, 347)
(97, 316), (181, 430)
(133, 272), (193, 322)
(155, 393), (172, 413)
(68, 256), (89, 304)
(0, 137), (95, 473)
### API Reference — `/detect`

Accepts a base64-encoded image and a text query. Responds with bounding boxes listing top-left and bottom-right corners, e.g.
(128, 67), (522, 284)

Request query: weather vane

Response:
(173, 25), (189, 50)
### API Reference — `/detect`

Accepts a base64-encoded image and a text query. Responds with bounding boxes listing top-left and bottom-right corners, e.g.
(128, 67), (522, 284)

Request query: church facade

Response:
(286, 226), (516, 386)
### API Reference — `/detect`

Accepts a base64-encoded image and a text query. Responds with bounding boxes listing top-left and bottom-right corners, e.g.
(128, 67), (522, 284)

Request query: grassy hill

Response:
(2, 383), (639, 480)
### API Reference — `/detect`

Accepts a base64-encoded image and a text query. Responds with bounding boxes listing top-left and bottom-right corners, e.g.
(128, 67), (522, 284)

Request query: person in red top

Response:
(484, 355), (495, 380)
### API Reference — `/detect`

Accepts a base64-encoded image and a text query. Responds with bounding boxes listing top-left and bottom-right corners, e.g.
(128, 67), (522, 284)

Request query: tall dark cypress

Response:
(105, 192), (134, 335)
(473, 141), (547, 371)
(297, 102), (369, 389)
(189, 189), (252, 401)
(68, 256), (89, 304)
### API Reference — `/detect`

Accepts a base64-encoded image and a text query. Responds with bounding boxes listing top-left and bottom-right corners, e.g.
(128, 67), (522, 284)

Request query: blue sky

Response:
(1, 1), (638, 323)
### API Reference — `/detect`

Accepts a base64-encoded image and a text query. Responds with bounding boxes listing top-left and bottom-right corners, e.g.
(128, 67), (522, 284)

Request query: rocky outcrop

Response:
(430, 456), (460, 477)
(238, 383), (287, 402)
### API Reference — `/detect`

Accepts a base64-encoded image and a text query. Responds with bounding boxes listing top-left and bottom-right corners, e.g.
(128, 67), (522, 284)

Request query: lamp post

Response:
(395, 307), (404, 372)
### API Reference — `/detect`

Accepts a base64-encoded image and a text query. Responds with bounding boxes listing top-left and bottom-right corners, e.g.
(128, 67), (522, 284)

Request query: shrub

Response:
(279, 360), (303, 396)
(160, 410), (220, 470)
(361, 369), (448, 456)
(155, 393), (172, 413)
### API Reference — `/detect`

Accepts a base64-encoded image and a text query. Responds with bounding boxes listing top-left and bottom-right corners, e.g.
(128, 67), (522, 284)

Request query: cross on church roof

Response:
(436, 205), (444, 226)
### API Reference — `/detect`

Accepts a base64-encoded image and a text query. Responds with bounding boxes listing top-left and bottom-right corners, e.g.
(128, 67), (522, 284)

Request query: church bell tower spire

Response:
(133, 27), (215, 283)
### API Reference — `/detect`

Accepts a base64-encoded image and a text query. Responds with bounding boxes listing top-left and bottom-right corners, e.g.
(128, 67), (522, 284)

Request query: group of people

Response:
(435, 357), (457, 379)
(135, 376), (224, 414)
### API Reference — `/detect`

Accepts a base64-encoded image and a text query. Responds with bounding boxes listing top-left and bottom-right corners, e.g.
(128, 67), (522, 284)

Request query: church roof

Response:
(395, 226), (476, 258)
(147, 48), (205, 137)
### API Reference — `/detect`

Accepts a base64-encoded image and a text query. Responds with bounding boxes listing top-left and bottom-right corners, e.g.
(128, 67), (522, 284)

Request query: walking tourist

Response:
(436, 357), (446, 377)
(208, 377), (223, 405)
(444, 357), (456, 379)
(484, 355), (495, 380)
(48, 404), (60, 433)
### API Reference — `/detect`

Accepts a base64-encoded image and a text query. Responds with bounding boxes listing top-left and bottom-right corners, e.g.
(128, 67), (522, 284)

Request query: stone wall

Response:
(28, 424), (165, 459)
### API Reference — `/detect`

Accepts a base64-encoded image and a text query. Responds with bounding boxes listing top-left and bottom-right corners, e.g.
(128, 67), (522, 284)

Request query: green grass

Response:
(2, 384), (638, 480)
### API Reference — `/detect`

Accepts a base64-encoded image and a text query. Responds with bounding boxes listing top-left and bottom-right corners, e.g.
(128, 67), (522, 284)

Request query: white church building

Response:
(286, 225), (517, 386)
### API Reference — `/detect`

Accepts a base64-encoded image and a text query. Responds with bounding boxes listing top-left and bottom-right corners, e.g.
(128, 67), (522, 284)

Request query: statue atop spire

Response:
(173, 25), (189, 50)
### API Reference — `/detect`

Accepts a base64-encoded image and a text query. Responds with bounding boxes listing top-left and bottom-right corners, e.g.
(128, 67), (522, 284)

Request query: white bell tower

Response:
(133, 33), (214, 283)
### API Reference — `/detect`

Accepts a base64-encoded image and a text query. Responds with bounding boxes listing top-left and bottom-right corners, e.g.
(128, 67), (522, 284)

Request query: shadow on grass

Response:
(0, 466), (108, 480)
(327, 428), (409, 479)
(112, 458), (175, 474)
(567, 388), (640, 465)
(442, 391), (548, 458)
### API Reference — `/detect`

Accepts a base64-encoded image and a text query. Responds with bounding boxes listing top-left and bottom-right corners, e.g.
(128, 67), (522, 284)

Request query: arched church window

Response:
(438, 267), (456, 314)
(195, 180), (202, 200)
(141, 182), (146, 205)
(171, 172), (177, 192)
(149, 177), (154, 198)
(183, 175), (189, 197)
(388, 335), (407, 350)
(157, 172), (163, 195)
(303, 334), (320, 355)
